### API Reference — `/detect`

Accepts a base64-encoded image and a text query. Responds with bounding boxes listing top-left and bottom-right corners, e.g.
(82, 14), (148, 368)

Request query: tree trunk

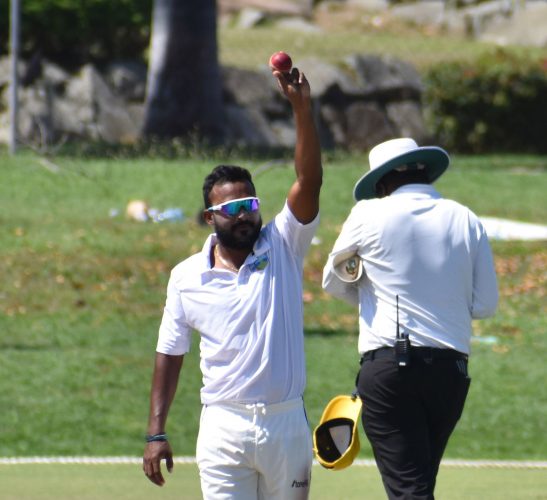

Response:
(142, 0), (224, 142)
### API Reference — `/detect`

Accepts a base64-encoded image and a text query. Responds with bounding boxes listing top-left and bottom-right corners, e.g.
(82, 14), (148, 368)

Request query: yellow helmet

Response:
(313, 394), (362, 471)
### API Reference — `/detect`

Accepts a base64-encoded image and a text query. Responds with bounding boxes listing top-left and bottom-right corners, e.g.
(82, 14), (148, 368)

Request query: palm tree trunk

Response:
(142, 0), (224, 142)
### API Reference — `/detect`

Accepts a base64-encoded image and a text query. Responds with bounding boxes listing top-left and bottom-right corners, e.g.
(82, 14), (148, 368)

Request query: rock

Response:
(344, 101), (395, 151)
(0, 53), (429, 152)
(319, 104), (346, 148)
(236, 8), (267, 28)
(460, 0), (514, 38)
(222, 66), (277, 107)
(480, 1), (547, 47)
(386, 100), (430, 144)
(63, 64), (142, 143)
(40, 60), (70, 89)
(224, 104), (279, 147)
(346, 54), (423, 100)
(274, 17), (323, 32)
(104, 61), (148, 102)
(297, 57), (361, 98)
(389, 1), (447, 28)
(0, 57), (25, 89)
(270, 119), (298, 148)
(218, 0), (313, 17)
(346, 0), (389, 9)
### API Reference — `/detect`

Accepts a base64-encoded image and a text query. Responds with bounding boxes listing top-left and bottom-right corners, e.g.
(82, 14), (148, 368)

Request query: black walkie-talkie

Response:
(395, 295), (410, 367)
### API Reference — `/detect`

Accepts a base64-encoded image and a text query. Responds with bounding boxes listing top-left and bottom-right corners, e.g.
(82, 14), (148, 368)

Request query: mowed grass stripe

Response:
(1, 463), (546, 500)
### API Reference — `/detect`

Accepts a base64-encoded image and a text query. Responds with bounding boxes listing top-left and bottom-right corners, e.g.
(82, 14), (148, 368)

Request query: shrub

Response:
(0, 0), (151, 69)
(423, 50), (547, 154)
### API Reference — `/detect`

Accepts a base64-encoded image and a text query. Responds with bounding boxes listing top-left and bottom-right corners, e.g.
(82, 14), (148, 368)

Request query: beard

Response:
(215, 216), (262, 251)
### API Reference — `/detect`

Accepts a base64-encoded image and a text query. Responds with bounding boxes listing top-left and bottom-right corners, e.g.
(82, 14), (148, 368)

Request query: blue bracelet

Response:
(145, 433), (168, 443)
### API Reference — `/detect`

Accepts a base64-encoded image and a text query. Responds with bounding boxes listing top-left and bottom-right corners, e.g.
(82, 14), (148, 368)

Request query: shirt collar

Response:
(201, 230), (270, 273)
(201, 234), (216, 272)
(391, 183), (441, 199)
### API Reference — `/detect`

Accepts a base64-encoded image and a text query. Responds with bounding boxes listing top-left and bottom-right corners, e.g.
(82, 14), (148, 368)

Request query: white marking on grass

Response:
(0, 457), (546, 469)
(0, 456), (194, 465)
(480, 217), (547, 241)
(355, 459), (547, 469)
(441, 459), (547, 469)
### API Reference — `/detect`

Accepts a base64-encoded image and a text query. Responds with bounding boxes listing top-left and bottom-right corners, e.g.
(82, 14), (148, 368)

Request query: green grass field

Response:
(1, 149), (545, 463)
(1, 462), (546, 500)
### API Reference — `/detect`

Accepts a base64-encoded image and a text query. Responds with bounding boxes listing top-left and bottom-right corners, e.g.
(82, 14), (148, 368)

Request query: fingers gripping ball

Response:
(269, 51), (292, 73)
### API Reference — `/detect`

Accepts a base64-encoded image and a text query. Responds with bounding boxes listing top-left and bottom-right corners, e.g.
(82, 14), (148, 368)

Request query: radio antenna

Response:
(395, 294), (410, 366)
(396, 295), (400, 339)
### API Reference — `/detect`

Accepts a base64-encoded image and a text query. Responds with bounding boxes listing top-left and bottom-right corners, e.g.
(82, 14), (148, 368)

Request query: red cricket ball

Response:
(269, 51), (292, 73)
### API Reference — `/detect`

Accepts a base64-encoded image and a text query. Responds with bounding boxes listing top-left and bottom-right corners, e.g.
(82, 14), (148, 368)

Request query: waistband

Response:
(205, 397), (304, 416)
(362, 346), (468, 362)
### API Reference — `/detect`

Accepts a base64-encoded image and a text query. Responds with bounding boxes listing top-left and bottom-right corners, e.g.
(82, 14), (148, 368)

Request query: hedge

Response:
(423, 50), (547, 154)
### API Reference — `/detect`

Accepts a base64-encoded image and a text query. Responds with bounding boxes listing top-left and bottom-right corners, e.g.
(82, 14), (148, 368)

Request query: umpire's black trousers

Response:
(357, 347), (471, 500)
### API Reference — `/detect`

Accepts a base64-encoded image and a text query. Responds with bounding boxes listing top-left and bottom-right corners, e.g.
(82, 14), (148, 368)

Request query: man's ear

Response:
(203, 210), (214, 226)
(375, 182), (386, 198)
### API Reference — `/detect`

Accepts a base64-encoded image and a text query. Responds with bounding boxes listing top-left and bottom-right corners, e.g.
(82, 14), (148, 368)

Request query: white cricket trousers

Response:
(196, 397), (313, 500)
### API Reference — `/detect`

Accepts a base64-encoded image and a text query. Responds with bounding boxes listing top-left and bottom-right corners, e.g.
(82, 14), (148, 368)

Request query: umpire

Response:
(322, 138), (498, 499)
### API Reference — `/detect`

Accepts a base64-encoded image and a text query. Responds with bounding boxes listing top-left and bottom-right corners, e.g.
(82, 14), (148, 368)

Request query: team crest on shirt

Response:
(249, 253), (269, 272)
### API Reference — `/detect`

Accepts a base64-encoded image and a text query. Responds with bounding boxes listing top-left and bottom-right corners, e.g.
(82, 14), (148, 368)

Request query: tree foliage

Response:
(0, 0), (152, 69)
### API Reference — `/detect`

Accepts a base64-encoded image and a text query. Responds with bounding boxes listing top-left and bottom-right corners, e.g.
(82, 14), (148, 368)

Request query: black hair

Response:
(202, 165), (256, 208)
(375, 168), (430, 197)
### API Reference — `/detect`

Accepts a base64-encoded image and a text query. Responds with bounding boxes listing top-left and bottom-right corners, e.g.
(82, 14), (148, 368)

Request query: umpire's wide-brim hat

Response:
(313, 395), (362, 471)
(353, 138), (450, 201)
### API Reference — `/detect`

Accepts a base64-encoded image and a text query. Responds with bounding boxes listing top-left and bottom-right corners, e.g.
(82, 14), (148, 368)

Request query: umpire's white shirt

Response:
(323, 184), (498, 355)
(157, 202), (319, 405)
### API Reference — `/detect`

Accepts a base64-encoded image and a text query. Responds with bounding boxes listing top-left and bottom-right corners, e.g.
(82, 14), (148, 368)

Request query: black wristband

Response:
(145, 433), (168, 443)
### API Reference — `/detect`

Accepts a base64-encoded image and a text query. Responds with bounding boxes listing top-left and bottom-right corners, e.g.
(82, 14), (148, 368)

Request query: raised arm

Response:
(273, 67), (322, 224)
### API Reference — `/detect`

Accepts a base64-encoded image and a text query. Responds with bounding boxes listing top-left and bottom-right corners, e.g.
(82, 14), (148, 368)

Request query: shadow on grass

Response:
(0, 342), (60, 351)
(304, 327), (357, 338)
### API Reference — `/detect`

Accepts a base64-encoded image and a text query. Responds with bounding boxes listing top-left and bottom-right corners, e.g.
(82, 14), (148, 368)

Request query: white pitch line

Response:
(0, 457), (546, 469)
(355, 459), (547, 469)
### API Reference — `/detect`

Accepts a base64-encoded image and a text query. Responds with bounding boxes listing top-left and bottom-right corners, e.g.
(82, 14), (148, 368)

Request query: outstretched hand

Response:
(272, 68), (311, 110)
(143, 440), (174, 486)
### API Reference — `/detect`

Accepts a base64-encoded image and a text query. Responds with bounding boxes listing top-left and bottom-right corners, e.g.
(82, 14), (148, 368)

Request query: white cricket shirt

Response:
(157, 202), (319, 405)
(323, 184), (498, 355)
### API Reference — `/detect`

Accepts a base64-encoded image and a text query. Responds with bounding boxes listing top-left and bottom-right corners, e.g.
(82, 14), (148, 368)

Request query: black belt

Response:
(362, 346), (468, 362)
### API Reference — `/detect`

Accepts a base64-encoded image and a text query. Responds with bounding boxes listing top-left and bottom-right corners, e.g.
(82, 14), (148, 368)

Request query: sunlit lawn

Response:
(0, 150), (545, 461)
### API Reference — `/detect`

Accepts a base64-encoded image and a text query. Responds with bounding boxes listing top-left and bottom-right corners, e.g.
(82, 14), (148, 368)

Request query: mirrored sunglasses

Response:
(207, 197), (260, 216)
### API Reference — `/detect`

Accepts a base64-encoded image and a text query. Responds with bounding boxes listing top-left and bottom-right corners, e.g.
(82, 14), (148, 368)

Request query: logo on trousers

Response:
(291, 479), (309, 488)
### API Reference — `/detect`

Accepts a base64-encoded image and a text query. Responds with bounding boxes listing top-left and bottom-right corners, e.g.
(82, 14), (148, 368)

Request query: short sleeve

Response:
(273, 201), (319, 259)
(156, 272), (192, 355)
